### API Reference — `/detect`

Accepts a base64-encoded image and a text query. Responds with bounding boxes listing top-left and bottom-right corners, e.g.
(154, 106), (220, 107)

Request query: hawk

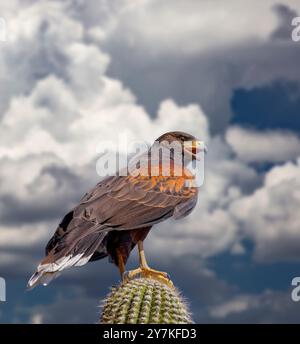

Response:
(28, 131), (207, 288)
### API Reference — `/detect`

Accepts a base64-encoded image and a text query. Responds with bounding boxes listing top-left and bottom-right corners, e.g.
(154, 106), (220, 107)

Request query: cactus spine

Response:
(100, 277), (193, 324)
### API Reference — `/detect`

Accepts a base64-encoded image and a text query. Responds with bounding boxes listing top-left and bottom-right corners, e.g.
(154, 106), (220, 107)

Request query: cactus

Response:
(100, 277), (193, 324)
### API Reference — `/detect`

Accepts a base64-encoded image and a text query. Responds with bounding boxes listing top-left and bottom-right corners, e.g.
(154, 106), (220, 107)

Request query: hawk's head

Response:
(154, 131), (207, 160)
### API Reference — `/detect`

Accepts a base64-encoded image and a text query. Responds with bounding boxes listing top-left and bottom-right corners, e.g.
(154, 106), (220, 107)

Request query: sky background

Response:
(0, 0), (300, 323)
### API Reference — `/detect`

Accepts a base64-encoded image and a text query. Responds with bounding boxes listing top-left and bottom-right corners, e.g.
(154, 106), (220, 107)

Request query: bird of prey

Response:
(28, 131), (207, 289)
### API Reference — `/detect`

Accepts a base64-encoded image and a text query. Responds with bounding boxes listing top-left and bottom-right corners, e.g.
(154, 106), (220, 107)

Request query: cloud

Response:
(101, 0), (300, 54)
(209, 289), (300, 323)
(230, 158), (300, 262)
(100, 1), (300, 133)
(271, 4), (298, 40)
(0, 1), (85, 116)
(210, 296), (251, 318)
(226, 126), (300, 163)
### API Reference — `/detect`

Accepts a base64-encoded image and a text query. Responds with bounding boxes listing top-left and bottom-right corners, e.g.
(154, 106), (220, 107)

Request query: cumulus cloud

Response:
(230, 158), (300, 262)
(97, 0), (299, 53)
(100, 1), (300, 133)
(226, 126), (300, 163)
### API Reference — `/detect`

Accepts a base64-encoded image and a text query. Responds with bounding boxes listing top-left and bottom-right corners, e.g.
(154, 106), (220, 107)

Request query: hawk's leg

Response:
(116, 249), (125, 277)
(124, 240), (173, 288)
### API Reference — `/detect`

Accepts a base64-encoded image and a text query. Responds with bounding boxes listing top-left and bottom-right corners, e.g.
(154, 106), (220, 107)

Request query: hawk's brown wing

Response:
(28, 172), (197, 288)
(76, 174), (197, 229)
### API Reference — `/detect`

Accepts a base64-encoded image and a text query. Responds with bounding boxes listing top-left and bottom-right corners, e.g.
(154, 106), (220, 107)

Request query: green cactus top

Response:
(100, 277), (193, 324)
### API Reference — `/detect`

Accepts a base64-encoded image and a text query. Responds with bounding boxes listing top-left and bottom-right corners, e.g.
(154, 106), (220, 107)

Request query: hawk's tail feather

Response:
(27, 230), (108, 289)
(27, 271), (61, 290)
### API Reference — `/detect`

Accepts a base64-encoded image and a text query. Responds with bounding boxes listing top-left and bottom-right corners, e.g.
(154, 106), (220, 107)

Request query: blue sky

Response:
(0, 0), (300, 323)
(231, 80), (300, 132)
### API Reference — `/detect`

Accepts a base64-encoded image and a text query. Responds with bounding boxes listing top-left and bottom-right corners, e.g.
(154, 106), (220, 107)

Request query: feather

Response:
(28, 230), (108, 288)
(27, 271), (61, 290)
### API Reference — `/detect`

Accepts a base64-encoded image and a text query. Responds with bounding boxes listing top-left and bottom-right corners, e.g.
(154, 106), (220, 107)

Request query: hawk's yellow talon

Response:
(123, 267), (174, 288)
(121, 240), (174, 288)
